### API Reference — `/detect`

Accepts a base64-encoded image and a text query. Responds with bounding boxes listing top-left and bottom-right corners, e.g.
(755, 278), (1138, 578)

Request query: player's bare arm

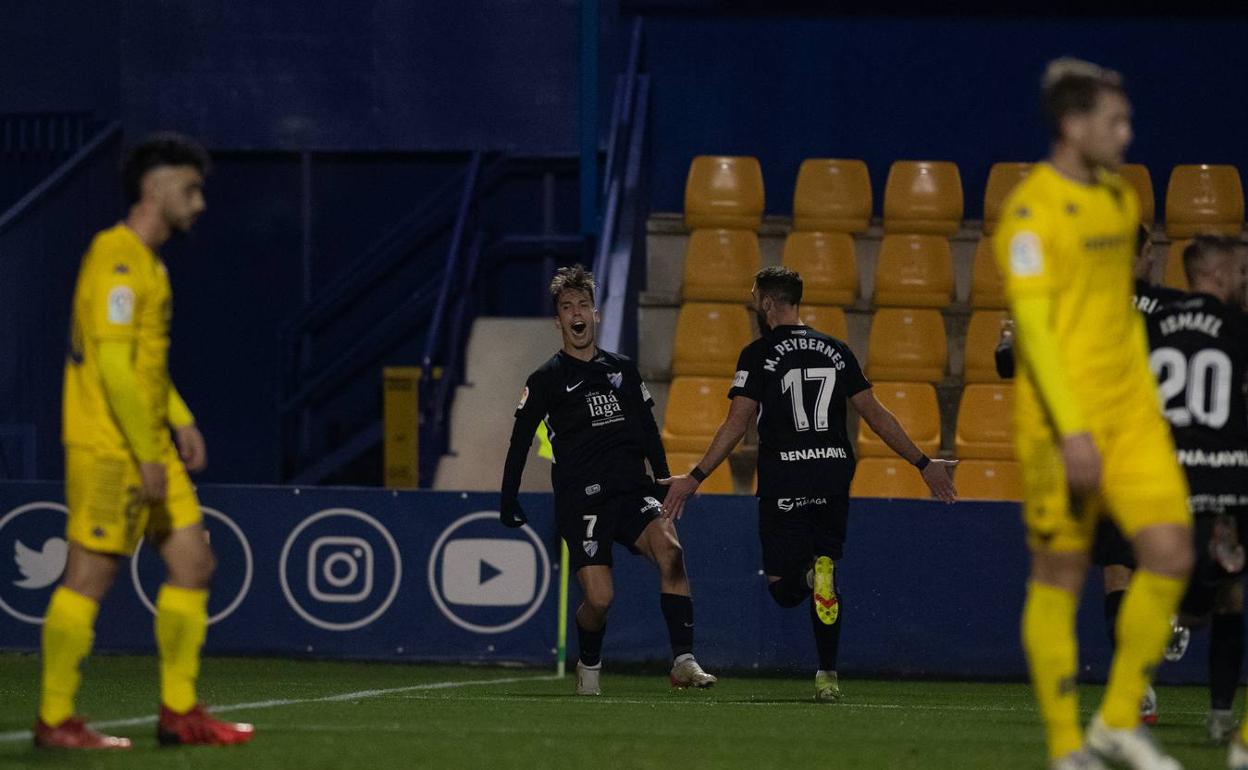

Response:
(850, 389), (957, 503)
(659, 395), (757, 520)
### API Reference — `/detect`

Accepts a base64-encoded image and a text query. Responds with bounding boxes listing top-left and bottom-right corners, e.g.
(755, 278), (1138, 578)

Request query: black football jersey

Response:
(1146, 293), (1248, 511)
(729, 324), (871, 498)
(1134, 279), (1186, 317)
(502, 349), (667, 508)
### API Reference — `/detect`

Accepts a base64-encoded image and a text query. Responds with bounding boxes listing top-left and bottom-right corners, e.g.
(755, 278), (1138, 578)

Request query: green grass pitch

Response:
(0, 653), (1233, 768)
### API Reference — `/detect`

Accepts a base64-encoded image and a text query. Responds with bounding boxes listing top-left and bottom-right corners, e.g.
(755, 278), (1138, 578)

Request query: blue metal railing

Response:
(0, 121), (122, 235)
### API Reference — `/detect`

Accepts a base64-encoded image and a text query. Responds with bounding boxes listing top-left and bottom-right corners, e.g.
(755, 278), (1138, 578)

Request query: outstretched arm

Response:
(851, 388), (957, 503)
(658, 395), (757, 519)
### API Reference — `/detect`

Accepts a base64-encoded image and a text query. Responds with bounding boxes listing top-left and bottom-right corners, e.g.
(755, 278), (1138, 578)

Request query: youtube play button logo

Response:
(440, 539), (537, 607)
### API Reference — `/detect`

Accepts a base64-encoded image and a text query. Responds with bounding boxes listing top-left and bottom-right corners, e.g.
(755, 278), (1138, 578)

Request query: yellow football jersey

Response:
(63, 224), (173, 455)
(993, 162), (1153, 431)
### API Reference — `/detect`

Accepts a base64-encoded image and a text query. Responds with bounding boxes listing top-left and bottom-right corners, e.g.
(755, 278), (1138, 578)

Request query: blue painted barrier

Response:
(0, 483), (1217, 685)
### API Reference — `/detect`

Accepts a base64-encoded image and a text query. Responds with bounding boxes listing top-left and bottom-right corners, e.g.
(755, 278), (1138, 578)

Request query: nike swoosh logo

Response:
(566, 382), (584, 392)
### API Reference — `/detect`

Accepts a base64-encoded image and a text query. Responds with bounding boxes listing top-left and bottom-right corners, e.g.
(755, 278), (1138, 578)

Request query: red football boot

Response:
(157, 704), (255, 746)
(33, 717), (132, 749)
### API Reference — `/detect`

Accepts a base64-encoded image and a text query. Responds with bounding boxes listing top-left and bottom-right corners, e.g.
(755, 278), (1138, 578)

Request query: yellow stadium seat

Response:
(682, 229), (761, 302)
(866, 308), (947, 383)
(872, 234), (954, 308)
(955, 384), (1014, 459)
(956, 460), (1023, 501)
(1163, 240), (1190, 291)
(672, 302), (753, 378)
(850, 457), (931, 499)
(963, 310), (1009, 383)
(685, 156), (765, 231)
(661, 377), (732, 453)
(970, 238), (1007, 309)
(797, 305), (848, 341)
(982, 163), (1032, 235)
(1165, 164), (1245, 238)
(665, 452), (735, 494)
(883, 161), (964, 236)
(782, 231), (858, 305)
(792, 158), (872, 233)
(856, 381), (941, 458)
(1119, 163), (1155, 224)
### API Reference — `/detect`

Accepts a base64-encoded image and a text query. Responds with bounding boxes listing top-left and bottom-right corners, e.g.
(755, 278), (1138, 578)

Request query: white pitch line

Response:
(0, 673), (561, 744)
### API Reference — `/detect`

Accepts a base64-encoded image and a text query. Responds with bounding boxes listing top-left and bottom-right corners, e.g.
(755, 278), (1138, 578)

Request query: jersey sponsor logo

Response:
(1008, 232), (1043, 277)
(517, 387), (529, 410)
(779, 447), (848, 462)
(106, 285), (136, 325)
(733, 370), (748, 388)
(777, 497), (828, 512)
(582, 540), (598, 558)
(566, 381), (584, 392)
(587, 391), (623, 426)
(1177, 449), (1248, 469)
(1157, 312), (1224, 339)
(608, 372), (623, 389)
(1083, 234), (1127, 251)
(585, 483), (601, 496)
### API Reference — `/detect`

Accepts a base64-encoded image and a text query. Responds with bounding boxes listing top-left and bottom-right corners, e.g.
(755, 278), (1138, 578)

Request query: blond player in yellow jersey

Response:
(994, 60), (1195, 770)
(35, 134), (253, 750)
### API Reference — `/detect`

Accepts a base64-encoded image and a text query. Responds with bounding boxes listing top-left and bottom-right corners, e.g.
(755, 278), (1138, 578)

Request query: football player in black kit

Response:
(500, 265), (716, 696)
(660, 266), (957, 701)
(1146, 236), (1248, 749)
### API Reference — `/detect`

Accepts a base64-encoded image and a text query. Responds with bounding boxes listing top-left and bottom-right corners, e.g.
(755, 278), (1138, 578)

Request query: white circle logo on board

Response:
(427, 511), (551, 634)
(280, 508), (402, 632)
(0, 502), (69, 625)
(130, 506), (254, 626)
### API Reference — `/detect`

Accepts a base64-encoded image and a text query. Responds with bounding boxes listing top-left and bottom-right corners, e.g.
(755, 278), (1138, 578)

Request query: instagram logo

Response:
(308, 536), (373, 603)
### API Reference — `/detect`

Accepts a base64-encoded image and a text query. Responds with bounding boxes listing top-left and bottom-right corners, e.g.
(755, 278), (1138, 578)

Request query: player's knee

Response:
(584, 586), (613, 615)
(659, 541), (685, 578)
(171, 547), (216, 588)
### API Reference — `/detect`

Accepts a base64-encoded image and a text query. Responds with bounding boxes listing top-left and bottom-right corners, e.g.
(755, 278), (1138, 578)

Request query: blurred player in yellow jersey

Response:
(35, 134), (253, 750)
(995, 60), (1193, 770)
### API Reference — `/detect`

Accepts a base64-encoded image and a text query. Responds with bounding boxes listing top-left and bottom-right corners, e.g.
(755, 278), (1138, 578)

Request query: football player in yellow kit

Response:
(995, 60), (1193, 770)
(36, 134), (254, 750)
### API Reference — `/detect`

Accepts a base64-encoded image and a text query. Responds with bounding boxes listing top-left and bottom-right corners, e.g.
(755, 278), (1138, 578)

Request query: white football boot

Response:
(575, 660), (602, 696)
(1209, 710), (1236, 744)
(1229, 736), (1248, 769)
(1086, 714), (1182, 770)
(1051, 750), (1109, 770)
(669, 654), (717, 689)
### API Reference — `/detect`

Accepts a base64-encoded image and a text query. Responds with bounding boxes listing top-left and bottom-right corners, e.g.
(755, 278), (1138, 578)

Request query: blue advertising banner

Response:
(0, 484), (1217, 685)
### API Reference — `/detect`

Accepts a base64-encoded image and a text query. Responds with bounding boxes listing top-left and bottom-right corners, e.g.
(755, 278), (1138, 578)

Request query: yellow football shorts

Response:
(65, 445), (201, 555)
(1016, 399), (1191, 553)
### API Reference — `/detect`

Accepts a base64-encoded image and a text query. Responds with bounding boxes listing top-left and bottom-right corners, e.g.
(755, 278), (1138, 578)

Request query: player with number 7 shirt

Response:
(659, 266), (957, 702)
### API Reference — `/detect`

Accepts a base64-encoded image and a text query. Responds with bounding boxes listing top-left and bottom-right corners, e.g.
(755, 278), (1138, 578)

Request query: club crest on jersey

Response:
(608, 372), (623, 389)
(583, 540), (598, 558)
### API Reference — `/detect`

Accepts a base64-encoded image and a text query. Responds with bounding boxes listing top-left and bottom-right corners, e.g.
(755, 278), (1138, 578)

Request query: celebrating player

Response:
(659, 266), (956, 701)
(500, 265), (716, 695)
(36, 134), (254, 749)
(995, 59), (1193, 770)
(1148, 236), (1248, 753)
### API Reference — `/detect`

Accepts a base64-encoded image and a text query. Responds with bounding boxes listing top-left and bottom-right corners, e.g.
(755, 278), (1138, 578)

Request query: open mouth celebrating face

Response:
(570, 320), (587, 335)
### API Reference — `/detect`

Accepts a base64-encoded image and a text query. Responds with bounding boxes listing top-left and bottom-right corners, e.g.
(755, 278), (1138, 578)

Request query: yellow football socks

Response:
(1100, 570), (1185, 729)
(1022, 581), (1081, 760)
(155, 584), (209, 714)
(39, 587), (99, 726)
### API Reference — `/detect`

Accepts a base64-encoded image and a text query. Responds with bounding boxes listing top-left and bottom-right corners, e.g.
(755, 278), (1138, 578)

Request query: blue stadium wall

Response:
(0, 483), (1220, 684)
(3, 4), (1248, 483)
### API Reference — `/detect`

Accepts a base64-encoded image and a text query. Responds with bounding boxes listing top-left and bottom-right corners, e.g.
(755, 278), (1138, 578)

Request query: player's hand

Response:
(657, 475), (699, 520)
(1062, 432), (1102, 497)
(139, 462), (167, 503)
(921, 459), (958, 503)
(174, 423), (208, 473)
(500, 498), (528, 528)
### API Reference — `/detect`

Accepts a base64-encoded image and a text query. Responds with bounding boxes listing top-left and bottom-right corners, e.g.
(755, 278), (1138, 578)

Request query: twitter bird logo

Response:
(14, 537), (67, 589)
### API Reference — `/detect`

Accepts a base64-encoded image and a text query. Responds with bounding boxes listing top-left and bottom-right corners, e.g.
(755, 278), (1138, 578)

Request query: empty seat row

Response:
(662, 377), (1014, 463)
(851, 458), (1021, 501)
(686, 156), (1245, 238)
(673, 302), (1015, 385)
(683, 229), (960, 308)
